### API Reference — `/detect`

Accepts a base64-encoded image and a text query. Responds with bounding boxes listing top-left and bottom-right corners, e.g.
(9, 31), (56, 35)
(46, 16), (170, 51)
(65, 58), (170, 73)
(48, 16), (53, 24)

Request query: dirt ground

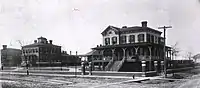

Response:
(1, 68), (200, 88)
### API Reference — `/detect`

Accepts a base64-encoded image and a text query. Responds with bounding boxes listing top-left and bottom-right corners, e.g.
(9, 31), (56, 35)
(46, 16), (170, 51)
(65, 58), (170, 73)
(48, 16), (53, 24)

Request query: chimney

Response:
(122, 26), (127, 28)
(70, 51), (72, 55)
(141, 21), (147, 27)
(49, 40), (52, 44)
(34, 40), (37, 43)
(2, 45), (7, 50)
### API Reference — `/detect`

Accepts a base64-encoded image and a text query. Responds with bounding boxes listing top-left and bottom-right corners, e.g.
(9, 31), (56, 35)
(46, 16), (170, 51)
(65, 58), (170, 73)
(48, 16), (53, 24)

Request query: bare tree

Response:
(171, 42), (180, 60)
(192, 53), (200, 62)
(16, 39), (30, 75)
(185, 51), (193, 60)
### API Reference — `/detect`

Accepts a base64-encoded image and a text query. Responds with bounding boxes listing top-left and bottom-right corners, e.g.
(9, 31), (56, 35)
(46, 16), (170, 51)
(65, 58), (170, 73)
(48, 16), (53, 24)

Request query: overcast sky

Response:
(0, 0), (200, 55)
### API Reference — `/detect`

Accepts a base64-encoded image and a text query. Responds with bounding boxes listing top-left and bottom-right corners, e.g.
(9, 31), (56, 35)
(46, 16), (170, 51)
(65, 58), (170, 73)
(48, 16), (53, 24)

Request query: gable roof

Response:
(101, 25), (120, 36)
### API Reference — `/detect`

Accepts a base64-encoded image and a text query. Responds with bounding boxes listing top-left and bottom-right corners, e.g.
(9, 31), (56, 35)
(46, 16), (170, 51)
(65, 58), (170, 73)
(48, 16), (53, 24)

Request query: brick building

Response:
(21, 37), (61, 67)
(21, 37), (81, 67)
(1, 45), (21, 67)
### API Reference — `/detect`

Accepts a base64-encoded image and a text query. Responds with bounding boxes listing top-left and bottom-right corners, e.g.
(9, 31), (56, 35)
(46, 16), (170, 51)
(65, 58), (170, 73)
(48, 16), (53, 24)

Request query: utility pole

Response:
(75, 51), (77, 77)
(158, 26), (172, 78)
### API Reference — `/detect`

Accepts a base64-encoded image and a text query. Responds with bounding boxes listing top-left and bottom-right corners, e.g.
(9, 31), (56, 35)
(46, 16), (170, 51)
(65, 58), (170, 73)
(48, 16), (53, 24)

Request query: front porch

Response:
(86, 43), (172, 72)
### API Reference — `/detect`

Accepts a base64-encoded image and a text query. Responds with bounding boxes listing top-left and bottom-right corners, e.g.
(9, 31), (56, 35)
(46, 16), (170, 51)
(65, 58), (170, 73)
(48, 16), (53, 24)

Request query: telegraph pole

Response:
(75, 51), (77, 77)
(158, 26), (172, 78)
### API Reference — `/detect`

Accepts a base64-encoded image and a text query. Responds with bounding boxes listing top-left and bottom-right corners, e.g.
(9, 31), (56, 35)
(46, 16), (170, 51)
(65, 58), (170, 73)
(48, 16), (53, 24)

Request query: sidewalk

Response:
(0, 71), (163, 80)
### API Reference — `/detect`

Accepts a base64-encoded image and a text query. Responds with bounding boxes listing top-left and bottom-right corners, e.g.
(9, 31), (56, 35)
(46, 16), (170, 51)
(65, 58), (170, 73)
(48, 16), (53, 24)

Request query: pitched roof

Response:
(37, 36), (47, 40)
(101, 25), (162, 36)
(101, 25), (120, 35)
(84, 50), (101, 56)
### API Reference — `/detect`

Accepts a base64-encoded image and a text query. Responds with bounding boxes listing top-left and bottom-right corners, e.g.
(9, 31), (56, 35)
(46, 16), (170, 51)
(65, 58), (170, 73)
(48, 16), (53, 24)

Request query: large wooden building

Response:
(87, 21), (173, 72)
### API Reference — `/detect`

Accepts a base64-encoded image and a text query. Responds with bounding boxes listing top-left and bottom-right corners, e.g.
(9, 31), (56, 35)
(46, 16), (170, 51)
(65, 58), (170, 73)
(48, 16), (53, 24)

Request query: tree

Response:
(185, 51), (193, 60)
(171, 42), (180, 60)
(192, 53), (200, 62)
(17, 40), (30, 75)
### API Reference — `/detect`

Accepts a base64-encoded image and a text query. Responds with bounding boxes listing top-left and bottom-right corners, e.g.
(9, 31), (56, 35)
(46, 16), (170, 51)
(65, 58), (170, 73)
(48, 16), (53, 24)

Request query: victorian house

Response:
(88, 21), (172, 72)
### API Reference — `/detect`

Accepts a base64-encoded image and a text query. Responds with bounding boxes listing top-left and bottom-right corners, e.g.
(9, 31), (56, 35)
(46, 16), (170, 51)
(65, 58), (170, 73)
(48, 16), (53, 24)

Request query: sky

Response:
(0, 0), (200, 56)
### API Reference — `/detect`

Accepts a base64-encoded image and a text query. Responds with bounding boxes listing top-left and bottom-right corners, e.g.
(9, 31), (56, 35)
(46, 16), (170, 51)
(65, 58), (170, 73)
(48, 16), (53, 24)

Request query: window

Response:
(33, 49), (35, 53)
(129, 35), (135, 43)
(155, 36), (158, 44)
(35, 49), (38, 53)
(138, 34), (144, 42)
(112, 37), (117, 45)
(23, 50), (25, 54)
(120, 36), (126, 44)
(28, 49), (31, 53)
(147, 34), (150, 42)
(151, 35), (154, 43)
(105, 38), (110, 45)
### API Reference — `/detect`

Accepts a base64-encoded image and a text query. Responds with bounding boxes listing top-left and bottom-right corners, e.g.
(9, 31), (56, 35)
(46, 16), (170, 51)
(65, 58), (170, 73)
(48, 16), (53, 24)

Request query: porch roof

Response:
(80, 50), (101, 57)
(92, 43), (171, 50)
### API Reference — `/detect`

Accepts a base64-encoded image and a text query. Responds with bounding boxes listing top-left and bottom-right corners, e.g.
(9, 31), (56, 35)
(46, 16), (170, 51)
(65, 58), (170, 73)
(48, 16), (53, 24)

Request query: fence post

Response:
(81, 62), (85, 75)
(141, 61), (146, 77)
(89, 62), (92, 75)
(154, 61), (158, 75)
(161, 61), (164, 75)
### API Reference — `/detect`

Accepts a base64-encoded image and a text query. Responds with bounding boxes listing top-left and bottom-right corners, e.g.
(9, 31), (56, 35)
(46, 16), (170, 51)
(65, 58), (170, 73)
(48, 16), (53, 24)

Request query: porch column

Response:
(102, 61), (104, 70)
(100, 50), (104, 60)
(148, 46), (152, 71)
(89, 62), (92, 75)
(126, 49), (129, 59)
(166, 50), (169, 69)
(134, 47), (139, 61)
(81, 62), (86, 75)
(170, 50), (173, 68)
(111, 49), (115, 60)
(98, 62), (101, 70)
(134, 47), (139, 55)
(122, 48), (127, 59)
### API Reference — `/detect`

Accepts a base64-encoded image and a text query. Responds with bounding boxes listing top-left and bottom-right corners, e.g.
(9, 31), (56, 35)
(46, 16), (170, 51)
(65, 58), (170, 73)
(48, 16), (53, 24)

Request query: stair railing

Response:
(116, 57), (126, 71)
(105, 58), (114, 71)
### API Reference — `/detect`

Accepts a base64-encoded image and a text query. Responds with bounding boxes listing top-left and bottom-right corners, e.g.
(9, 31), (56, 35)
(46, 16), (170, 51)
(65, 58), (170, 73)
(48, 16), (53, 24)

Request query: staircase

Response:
(106, 58), (126, 71)
(105, 59), (114, 71)
(109, 61), (121, 71)
(115, 58), (125, 71)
